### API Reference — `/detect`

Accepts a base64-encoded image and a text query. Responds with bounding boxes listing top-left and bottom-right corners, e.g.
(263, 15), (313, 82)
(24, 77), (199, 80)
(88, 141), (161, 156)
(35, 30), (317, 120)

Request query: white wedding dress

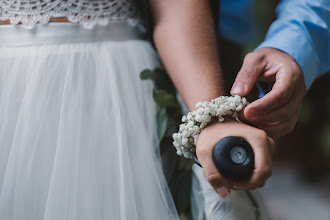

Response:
(0, 1), (273, 220)
(0, 1), (178, 219)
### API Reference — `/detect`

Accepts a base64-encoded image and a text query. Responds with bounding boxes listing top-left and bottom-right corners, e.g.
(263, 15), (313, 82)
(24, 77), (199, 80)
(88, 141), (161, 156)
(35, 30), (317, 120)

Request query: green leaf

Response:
(153, 89), (178, 108)
(157, 107), (168, 140)
(140, 69), (155, 80)
(154, 67), (167, 75)
(153, 68), (176, 92)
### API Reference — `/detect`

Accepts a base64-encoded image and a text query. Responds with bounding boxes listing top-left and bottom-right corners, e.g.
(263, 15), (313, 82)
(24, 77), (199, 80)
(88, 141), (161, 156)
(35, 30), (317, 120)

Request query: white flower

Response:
(197, 107), (204, 115)
(187, 121), (194, 128)
(184, 151), (192, 158)
(216, 109), (223, 116)
(242, 97), (248, 105)
(196, 102), (203, 108)
(182, 138), (189, 145)
(193, 125), (200, 132)
(236, 105), (243, 111)
(189, 136), (195, 143)
(176, 150), (183, 156)
(195, 115), (202, 122)
(218, 117), (224, 122)
(204, 107), (211, 114)
(182, 131), (188, 138)
(172, 95), (248, 159)
(229, 103), (236, 110)
(202, 114), (211, 122)
(187, 113), (193, 121)
(200, 122), (208, 129)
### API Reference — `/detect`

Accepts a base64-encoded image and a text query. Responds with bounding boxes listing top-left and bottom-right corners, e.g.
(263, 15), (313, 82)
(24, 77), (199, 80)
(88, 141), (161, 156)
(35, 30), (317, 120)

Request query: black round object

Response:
(192, 136), (254, 180)
(213, 136), (254, 180)
(192, 153), (202, 167)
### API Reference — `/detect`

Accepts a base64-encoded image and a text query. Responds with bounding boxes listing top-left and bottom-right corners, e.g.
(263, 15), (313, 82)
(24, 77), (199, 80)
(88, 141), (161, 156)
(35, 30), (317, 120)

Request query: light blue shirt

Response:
(219, 0), (330, 90)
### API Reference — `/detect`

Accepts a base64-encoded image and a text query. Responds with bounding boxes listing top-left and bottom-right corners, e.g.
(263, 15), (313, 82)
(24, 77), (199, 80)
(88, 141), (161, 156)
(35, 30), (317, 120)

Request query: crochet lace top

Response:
(0, 0), (143, 29)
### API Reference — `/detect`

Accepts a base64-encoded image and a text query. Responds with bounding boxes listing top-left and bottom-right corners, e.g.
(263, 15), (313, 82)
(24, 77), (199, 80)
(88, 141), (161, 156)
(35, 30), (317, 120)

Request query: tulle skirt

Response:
(0, 22), (178, 220)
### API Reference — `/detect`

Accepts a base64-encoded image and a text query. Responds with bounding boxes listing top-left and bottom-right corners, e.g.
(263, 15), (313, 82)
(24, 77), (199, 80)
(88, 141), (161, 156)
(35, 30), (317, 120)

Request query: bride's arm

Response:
(149, 0), (223, 110)
(148, 0), (274, 198)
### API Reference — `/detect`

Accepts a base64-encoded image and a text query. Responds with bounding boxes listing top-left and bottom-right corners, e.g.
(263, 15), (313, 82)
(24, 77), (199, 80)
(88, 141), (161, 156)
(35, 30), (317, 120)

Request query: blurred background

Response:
(219, 0), (330, 219)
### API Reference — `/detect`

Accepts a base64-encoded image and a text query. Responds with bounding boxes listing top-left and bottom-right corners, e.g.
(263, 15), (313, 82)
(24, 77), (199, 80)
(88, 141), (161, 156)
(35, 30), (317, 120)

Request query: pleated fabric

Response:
(0, 25), (178, 220)
(191, 164), (272, 220)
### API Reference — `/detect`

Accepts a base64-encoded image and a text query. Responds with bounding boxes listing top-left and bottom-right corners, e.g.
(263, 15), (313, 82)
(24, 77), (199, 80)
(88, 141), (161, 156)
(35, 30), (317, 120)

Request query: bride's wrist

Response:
(172, 95), (248, 159)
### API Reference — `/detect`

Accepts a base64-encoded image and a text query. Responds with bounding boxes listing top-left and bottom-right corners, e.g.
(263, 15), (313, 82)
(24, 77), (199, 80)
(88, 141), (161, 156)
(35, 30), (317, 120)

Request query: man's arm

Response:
(231, 0), (330, 138)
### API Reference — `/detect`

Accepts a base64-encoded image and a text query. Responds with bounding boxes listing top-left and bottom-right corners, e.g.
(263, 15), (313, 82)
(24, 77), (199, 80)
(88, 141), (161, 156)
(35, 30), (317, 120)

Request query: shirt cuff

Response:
(255, 22), (319, 90)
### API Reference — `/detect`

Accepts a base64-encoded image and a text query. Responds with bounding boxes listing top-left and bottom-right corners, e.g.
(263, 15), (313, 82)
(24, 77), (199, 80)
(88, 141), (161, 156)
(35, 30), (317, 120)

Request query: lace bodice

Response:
(0, 0), (143, 29)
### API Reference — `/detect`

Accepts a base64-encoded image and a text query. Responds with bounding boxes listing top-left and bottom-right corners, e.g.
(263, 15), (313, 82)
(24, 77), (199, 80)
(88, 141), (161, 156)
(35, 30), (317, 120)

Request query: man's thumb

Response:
(230, 53), (263, 96)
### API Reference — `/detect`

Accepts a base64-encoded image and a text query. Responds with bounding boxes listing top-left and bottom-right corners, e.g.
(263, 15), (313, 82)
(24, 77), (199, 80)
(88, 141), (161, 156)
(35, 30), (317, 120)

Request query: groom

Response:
(219, 0), (330, 139)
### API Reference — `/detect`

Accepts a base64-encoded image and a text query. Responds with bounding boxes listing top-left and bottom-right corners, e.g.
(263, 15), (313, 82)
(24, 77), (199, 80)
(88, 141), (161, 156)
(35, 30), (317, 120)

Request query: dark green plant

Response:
(140, 67), (194, 219)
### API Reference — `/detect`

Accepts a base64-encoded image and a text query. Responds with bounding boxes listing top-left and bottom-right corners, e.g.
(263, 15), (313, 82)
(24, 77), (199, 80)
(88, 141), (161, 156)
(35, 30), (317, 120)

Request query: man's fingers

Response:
(241, 96), (301, 125)
(243, 67), (297, 118)
(196, 146), (231, 198)
(231, 52), (266, 97)
(244, 84), (294, 118)
(256, 105), (301, 139)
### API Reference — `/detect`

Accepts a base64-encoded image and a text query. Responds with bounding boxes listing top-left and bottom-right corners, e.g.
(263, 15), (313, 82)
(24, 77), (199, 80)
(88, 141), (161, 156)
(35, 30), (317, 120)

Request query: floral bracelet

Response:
(172, 95), (248, 159)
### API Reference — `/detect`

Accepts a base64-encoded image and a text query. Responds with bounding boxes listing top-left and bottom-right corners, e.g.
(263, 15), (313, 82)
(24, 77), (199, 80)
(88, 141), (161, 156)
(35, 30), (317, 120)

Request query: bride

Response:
(0, 0), (274, 219)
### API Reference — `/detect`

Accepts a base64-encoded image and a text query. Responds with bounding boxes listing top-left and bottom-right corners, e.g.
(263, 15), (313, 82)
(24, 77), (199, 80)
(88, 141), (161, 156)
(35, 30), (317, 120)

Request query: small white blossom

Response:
(182, 131), (189, 138)
(229, 103), (236, 110)
(187, 121), (194, 128)
(179, 124), (186, 132)
(189, 137), (195, 143)
(242, 97), (248, 105)
(236, 105), (243, 111)
(193, 125), (199, 132)
(187, 113), (193, 121)
(172, 95), (248, 159)
(197, 108), (204, 115)
(182, 138), (189, 145)
(196, 102), (203, 108)
(184, 151), (192, 158)
(204, 107), (211, 114)
(195, 115), (202, 122)
(173, 142), (179, 148)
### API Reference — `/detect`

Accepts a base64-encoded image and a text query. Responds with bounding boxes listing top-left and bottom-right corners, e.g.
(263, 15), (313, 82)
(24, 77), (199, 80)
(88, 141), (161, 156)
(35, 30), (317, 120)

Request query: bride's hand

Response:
(196, 118), (275, 198)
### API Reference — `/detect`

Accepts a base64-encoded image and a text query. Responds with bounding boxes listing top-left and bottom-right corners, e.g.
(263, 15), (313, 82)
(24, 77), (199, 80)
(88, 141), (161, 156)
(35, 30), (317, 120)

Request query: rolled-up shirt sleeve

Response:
(255, 0), (330, 90)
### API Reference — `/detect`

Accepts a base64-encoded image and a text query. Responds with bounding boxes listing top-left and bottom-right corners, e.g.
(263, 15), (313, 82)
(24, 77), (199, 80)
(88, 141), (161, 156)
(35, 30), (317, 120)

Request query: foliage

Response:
(140, 67), (194, 219)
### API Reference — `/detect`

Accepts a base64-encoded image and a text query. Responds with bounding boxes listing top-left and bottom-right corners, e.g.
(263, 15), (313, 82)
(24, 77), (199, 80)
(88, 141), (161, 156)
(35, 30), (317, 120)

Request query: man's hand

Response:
(231, 48), (307, 139)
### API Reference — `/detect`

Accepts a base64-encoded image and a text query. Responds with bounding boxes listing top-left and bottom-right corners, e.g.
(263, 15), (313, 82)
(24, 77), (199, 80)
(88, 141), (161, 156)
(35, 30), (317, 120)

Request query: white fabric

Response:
(0, 23), (178, 220)
(191, 164), (272, 220)
(0, 0), (142, 29)
(0, 22), (145, 47)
